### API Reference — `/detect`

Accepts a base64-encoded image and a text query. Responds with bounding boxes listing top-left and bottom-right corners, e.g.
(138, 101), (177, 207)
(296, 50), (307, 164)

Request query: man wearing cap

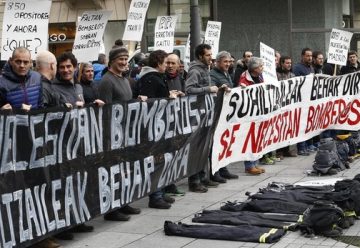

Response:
(98, 47), (133, 104)
(98, 47), (141, 221)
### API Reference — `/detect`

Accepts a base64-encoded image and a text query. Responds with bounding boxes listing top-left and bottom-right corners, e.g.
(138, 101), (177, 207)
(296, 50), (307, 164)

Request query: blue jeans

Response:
(244, 160), (257, 170)
(149, 190), (163, 201)
(297, 141), (307, 152)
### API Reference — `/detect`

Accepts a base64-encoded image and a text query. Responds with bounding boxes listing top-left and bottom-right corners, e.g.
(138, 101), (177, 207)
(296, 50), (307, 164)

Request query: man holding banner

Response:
(293, 48), (315, 156)
(185, 44), (219, 192)
(98, 47), (142, 221)
(0, 47), (42, 111)
(239, 57), (266, 175)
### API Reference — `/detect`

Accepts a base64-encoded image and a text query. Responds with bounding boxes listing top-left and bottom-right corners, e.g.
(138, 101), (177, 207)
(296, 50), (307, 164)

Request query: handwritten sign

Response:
(204, 21), (221, 59)
(122, 0), (150, 41)
(327, 28), (353, 66)
(260, 42), (277, 83)
(1, 0), (52, 60)
(154, 16), (177, 53)
(72, 10), (112, 62)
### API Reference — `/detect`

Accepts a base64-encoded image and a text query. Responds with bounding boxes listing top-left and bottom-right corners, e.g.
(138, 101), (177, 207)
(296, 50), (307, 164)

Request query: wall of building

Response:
(217, 0), (343, 62)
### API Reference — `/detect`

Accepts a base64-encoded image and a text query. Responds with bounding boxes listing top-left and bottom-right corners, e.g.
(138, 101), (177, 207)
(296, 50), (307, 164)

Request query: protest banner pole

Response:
(333, 64), (337, 76)
(190, 0), (201, 61)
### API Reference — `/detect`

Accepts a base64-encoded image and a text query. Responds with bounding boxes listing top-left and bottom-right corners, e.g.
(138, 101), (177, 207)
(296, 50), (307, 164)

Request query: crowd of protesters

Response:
(0, 41), (359, 247)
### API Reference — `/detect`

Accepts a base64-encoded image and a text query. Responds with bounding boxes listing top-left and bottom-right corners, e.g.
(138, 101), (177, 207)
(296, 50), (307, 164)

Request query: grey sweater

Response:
(98, 71), (133, 104)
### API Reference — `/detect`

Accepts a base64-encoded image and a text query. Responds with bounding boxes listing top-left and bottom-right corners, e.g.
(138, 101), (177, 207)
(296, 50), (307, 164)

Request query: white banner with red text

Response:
(211, 72), (360, 173)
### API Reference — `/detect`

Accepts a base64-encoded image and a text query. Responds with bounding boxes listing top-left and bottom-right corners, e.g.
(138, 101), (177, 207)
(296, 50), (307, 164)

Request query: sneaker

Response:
(270, 155), (281, 162)
(202, 179), (219, 188)
(104, 210), (130, 221)
(219, 168), (239, 179)
(163, 194), (175, 203)
(255, 166), (265, 173)
(148, 198), (171, 209)
(245, 167), (262, 175)
(189, 183), (208, 193)
(71, 223), (94, 233)
(298, 150), (310, 156)
(211, 172), (227, 183)
(118, 205), (141, 215)
(164, 185), (185, 196)
(260, 156), (275, 165)
(276, 154), (284, 160)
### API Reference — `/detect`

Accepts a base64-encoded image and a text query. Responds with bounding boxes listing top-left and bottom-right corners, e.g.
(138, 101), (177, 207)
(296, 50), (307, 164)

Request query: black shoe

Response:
(118, 205), (141, 215)
(104, 210), (130, 221)
(54, 231), (74, 240)
(71, 223), (94, 233)
(163, 194), (175, 203)
(202, 179), (219, 188)
(189, 183), (208, 193)
(219, 168), (239, 179)
(148, 198), (171, 209)
(211, 172), (227, 183)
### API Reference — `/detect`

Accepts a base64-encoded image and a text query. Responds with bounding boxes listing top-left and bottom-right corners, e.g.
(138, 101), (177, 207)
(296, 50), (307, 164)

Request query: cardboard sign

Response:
(327, 28), (353, 66)
(260, 42), (278, 83)
(72, 10), (112, 62)
(122, 0), (150, 41)
(1, 0), (52, 60)
(154, 16), (177, 53)
(204, 21), (221, 59)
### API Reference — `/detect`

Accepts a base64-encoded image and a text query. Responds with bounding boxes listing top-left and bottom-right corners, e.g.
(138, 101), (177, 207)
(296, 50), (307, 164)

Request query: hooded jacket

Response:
(51, 75), (84, 105)
(134, 66), (169, 98)
(0, 63), (42, 109)
(185, 60), (212, 94)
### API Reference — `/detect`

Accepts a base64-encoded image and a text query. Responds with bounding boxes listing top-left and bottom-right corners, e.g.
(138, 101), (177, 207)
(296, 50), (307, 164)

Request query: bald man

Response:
(35, 50), (68, 107)
(166, 53), (185, 93)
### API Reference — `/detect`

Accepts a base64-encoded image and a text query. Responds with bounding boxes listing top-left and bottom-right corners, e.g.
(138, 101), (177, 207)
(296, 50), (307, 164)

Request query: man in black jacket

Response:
(136, 50), (182, 209)
(340, 50), (360, 75)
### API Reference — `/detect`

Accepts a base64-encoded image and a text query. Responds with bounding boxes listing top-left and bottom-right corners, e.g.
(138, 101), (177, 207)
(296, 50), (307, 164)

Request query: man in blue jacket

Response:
(0, 47), (42, 110)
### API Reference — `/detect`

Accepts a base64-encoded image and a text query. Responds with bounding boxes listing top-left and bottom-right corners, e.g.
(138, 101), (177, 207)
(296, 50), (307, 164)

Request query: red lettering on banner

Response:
(218, 129), (230, 161)
(242, 108), (301, 154)
(305, 99), (360, 132)
(218, 124), (240, 161)
(242, 122), (263, 153)
(348, 99), (360, 125)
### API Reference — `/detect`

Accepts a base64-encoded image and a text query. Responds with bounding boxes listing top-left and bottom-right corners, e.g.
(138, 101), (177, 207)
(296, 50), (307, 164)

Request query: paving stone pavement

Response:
(59, 153), (360, 248)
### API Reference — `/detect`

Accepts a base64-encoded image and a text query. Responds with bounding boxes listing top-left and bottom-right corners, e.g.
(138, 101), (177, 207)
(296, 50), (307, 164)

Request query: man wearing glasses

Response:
(0, 47), (42, 110)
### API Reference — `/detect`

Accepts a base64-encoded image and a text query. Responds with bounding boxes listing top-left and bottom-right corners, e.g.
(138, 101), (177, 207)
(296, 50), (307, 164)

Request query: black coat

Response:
(137, 71), (169, 98)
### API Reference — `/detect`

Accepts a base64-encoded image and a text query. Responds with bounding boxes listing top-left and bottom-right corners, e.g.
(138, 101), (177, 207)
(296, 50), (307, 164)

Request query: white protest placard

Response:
(122, 0), (150, 41)
(260, 42), (277, 83)
(72, 10), (112, 62)
(204, 21), (221, 59)
(1, 0), (52, 60)
(327, 28), (353, 66)
(154, 16), (177, 53)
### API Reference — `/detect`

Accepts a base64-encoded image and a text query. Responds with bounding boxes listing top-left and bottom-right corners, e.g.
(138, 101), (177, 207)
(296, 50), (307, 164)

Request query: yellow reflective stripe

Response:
(259, 229), (278, 243)
(297, 215), (303, 223)
(344, 211), (356, 217)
